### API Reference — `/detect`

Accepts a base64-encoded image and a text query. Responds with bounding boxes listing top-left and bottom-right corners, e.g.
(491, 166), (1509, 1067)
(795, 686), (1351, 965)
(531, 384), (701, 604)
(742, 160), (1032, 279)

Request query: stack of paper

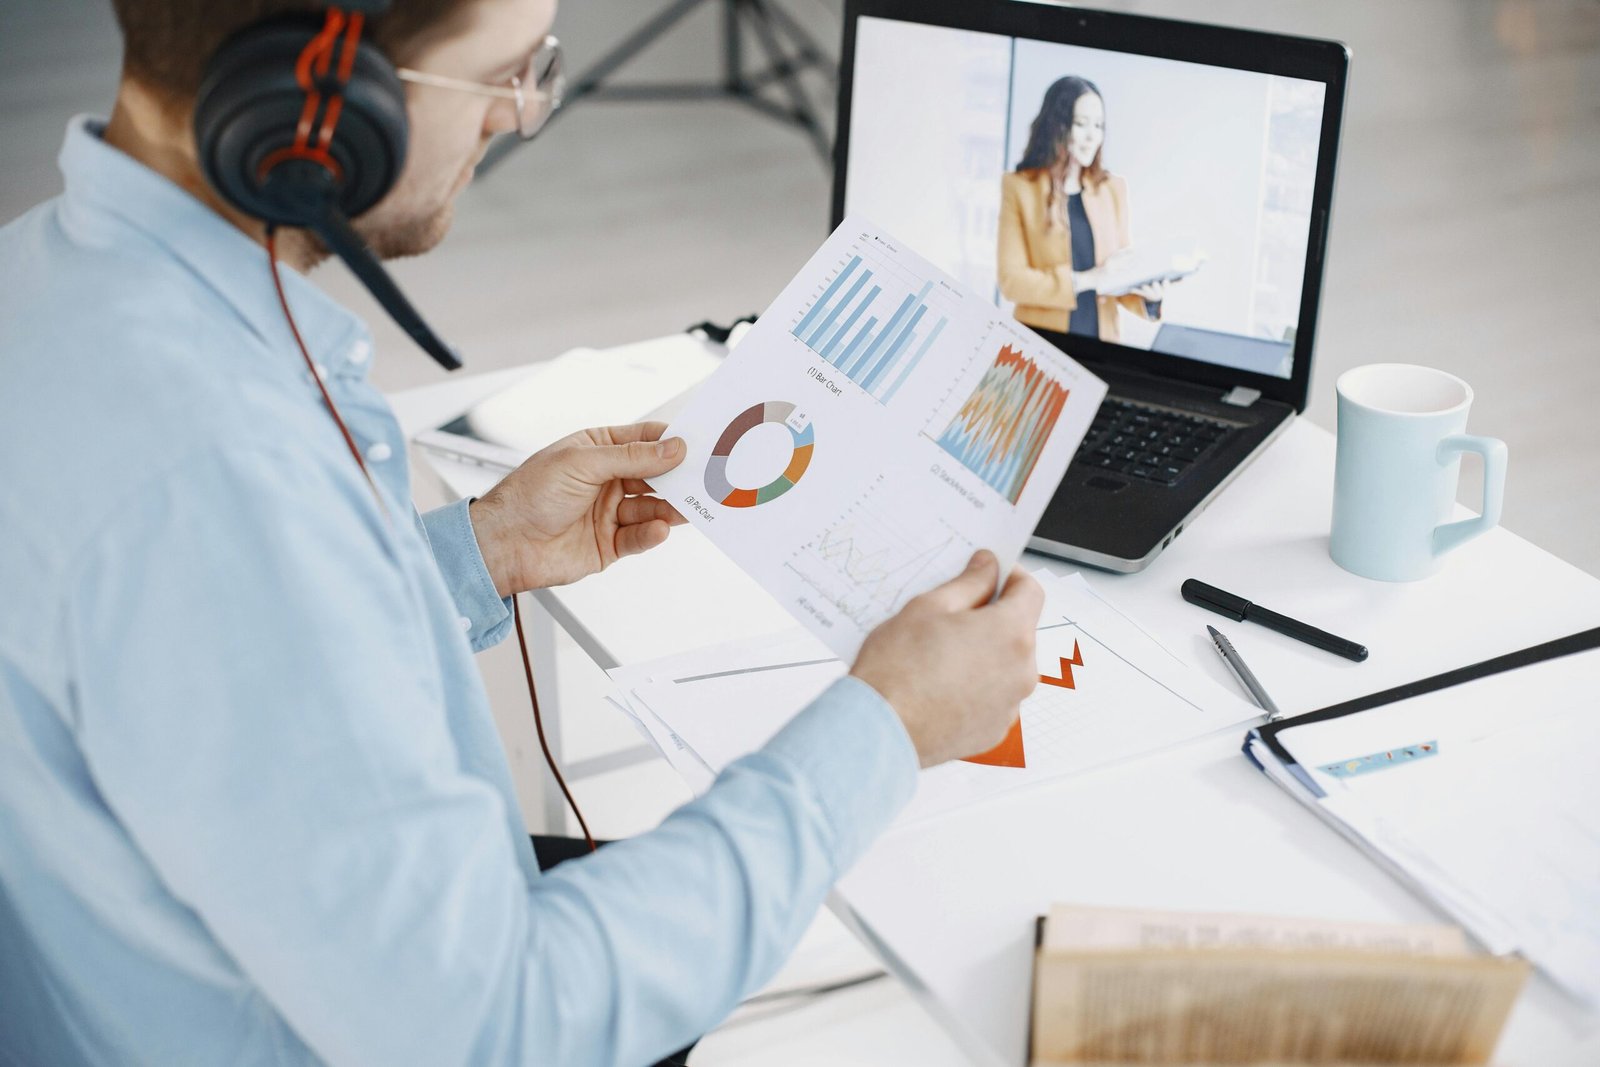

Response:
(1244, 644), (1600, 1007)
(610, 570), (1261, 827)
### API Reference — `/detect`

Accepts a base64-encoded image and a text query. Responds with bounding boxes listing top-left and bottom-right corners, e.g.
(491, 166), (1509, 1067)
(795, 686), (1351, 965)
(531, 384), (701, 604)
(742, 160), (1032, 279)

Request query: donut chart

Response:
(704, 401), (815, 508)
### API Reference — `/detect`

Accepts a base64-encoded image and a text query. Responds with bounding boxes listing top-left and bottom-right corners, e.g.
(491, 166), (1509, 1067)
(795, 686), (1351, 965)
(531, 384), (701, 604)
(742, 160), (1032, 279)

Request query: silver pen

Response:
(1207, 624), (1282, 720)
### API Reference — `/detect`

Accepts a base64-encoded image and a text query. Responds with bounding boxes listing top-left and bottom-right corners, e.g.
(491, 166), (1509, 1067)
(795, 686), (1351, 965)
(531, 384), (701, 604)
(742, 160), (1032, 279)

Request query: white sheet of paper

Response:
(646, 218), (1107, 659)
(614, 571), (1260, 827)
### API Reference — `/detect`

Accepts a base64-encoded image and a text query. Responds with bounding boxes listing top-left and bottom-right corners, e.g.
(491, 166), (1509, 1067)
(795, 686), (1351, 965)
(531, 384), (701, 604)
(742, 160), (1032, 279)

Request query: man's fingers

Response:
(618, 495), (683, 527)
(621, 478), (691, 506)
(596, 421), (669, 446)
(615, 519), (671, 558)
(917, 550), (1000, 613)
(575, 437), (686, 484)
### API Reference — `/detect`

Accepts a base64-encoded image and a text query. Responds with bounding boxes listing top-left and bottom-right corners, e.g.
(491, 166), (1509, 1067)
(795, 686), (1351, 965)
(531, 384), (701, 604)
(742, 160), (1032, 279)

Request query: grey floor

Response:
(4, 2), (1599, 1063)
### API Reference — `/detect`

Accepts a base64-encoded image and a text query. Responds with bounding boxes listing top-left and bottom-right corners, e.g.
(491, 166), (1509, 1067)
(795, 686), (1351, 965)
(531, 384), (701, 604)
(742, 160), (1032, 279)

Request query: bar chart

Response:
(789, 253), (949, 405)
(936, 344), (1069, 505)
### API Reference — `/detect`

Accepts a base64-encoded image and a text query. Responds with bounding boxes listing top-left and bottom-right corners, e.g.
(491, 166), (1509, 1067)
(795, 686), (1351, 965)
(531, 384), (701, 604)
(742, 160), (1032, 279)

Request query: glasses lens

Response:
(518, 38), (565, 140)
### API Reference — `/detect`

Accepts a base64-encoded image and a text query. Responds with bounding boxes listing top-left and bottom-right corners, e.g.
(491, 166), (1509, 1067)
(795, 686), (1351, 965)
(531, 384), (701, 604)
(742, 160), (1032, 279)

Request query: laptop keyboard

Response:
(1074, 398), (1237, 486)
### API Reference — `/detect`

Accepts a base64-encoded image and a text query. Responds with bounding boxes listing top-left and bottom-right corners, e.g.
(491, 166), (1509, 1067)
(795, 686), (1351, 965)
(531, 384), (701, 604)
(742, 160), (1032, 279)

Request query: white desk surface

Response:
(391, 339), (1600, 1066)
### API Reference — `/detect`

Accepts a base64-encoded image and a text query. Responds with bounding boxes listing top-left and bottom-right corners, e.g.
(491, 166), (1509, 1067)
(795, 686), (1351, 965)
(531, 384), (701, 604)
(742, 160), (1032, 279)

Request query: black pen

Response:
(1182, 579), (1369, 662)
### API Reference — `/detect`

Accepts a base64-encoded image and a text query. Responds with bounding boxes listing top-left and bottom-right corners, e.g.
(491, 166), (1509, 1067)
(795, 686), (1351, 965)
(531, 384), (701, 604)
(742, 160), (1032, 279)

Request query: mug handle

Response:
(1432, 434), (1508, 558)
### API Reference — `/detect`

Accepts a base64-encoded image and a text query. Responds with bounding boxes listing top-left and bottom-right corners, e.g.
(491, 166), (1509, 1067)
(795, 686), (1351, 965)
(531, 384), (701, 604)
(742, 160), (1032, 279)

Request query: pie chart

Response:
(703, 401), (815, 508)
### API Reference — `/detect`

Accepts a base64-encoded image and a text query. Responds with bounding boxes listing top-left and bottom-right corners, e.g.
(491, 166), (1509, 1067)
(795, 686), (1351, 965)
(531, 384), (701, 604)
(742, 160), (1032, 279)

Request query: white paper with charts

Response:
(609, 571), (1261, 827)
(646, 218), (1107, 660)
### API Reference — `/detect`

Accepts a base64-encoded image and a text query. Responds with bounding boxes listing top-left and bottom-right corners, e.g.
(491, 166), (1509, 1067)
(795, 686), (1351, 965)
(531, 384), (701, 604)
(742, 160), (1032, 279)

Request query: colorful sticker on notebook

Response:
(1318, 740), (1440, 779)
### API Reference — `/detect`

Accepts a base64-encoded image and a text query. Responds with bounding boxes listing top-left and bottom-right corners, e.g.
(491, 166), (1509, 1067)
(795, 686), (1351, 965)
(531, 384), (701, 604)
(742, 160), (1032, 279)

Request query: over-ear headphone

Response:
(194, 0), (462, 371)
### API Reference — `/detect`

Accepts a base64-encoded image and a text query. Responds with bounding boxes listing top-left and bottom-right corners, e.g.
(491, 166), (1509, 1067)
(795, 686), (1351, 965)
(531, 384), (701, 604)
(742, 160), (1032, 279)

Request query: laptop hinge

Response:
(1220, 385), (1262, 407)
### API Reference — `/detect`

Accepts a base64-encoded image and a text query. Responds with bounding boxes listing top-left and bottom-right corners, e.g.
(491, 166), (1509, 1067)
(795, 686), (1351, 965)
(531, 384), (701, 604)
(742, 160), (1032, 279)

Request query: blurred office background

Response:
(3, 2), (1597, 1063)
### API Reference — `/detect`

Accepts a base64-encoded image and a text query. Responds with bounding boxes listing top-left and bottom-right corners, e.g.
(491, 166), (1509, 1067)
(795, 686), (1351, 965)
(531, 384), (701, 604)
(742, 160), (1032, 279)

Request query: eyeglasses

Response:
(396, 35), (565, 141)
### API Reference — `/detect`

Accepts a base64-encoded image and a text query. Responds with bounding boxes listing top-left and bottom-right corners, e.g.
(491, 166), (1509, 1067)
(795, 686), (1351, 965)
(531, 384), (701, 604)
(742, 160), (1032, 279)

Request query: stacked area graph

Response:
(936, 345), (1069, 504)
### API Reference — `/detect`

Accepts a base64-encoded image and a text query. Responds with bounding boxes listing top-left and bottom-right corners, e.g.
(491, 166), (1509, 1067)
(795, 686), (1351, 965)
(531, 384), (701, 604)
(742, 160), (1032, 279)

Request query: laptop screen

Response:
(838, 10), (1338, 386)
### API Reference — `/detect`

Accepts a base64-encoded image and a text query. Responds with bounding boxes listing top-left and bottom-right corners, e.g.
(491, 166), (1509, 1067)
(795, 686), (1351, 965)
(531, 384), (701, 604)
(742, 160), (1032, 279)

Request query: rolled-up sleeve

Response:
(419, 497), (512, 651)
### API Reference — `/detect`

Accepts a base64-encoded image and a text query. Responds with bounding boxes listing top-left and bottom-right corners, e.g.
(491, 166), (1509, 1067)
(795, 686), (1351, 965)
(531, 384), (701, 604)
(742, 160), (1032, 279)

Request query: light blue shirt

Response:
(0, 118), (919, 1067)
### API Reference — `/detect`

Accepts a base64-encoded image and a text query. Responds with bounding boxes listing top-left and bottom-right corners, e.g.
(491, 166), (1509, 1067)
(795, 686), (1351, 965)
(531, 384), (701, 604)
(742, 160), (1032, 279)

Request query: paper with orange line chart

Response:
(646, 217), (1107, 660)
(609, 571), (1262, 827)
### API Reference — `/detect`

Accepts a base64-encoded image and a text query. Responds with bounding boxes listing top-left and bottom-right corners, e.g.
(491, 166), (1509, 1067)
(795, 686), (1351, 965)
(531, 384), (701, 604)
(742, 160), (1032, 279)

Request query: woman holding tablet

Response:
(997, 76), (1167, 342)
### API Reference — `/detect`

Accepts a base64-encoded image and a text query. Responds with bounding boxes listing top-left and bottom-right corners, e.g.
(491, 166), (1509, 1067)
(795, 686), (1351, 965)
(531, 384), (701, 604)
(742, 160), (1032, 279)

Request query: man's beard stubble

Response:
(299, 198), (455, 266)
(362, 199), (456, 261)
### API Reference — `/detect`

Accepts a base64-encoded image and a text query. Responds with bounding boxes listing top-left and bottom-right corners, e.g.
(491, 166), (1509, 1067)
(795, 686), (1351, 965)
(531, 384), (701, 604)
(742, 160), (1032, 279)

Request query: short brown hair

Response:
(108, 0), (470, 100)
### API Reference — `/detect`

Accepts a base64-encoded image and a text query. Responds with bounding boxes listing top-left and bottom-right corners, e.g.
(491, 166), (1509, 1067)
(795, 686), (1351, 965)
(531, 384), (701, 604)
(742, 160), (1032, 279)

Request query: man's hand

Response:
(850, 551), (1045, 768)
(468, 422), (687, 595)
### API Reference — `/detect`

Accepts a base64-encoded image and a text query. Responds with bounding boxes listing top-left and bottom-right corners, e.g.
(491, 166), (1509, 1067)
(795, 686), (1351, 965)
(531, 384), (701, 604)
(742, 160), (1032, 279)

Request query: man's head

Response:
(107, 0), (556, 260)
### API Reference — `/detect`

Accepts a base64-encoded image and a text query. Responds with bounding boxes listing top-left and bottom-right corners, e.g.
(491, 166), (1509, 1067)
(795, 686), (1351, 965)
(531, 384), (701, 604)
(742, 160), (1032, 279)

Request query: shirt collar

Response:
(57, 115), (374, 379)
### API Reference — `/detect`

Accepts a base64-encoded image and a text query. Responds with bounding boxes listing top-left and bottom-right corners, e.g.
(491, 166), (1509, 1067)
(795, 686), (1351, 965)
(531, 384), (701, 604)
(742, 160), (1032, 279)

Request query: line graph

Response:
(812, 522), (952, 608)
(784, 477), (973, 631)
(936, 344), (1069, 504)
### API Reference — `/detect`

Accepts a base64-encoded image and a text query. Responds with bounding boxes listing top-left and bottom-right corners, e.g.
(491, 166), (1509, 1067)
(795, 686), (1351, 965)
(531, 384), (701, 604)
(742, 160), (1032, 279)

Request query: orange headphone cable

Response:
(513, 595), (597, 851)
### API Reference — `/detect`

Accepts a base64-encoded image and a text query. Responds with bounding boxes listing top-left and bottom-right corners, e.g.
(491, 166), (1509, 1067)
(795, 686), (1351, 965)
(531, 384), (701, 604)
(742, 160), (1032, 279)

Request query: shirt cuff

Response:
(758, 675), (919, 873)
(419, 499), (513, 652)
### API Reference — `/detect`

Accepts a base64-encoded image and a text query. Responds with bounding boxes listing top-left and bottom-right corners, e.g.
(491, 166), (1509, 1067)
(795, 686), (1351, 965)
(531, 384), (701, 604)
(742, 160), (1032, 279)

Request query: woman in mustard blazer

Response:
(997, 76), (1164, 342)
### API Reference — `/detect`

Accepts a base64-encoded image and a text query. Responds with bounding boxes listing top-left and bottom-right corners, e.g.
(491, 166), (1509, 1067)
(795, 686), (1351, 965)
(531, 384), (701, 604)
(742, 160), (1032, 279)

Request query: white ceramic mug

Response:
(1330, 364), (1508, 582)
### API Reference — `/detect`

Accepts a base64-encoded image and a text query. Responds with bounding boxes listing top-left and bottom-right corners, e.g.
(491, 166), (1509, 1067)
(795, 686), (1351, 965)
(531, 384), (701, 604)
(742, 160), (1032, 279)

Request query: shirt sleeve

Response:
(66, 445), (919, 1067)
(419, 496), (513, 651)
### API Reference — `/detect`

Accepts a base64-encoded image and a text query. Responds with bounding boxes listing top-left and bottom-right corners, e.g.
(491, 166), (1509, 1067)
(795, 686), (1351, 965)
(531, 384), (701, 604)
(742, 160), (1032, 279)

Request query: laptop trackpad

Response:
(1086, 476), (1128, 492)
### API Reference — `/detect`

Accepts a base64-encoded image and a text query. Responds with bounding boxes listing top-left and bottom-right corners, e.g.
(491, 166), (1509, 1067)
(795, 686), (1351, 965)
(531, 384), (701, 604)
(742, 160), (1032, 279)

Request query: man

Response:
(0, 0), (1044, 1063)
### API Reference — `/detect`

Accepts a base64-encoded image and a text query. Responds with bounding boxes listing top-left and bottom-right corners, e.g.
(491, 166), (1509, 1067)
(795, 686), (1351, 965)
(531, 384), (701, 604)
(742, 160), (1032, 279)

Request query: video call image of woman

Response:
(997, 76), (1174, 342)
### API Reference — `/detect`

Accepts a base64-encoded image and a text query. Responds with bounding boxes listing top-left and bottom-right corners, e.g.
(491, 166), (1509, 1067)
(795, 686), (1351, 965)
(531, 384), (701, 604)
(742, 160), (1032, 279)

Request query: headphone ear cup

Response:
(194, 14), (408, 228)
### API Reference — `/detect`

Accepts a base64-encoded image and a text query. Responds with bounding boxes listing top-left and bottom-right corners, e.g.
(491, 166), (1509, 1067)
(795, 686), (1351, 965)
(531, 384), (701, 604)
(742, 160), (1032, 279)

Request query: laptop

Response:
(833, 0), (1348, 572)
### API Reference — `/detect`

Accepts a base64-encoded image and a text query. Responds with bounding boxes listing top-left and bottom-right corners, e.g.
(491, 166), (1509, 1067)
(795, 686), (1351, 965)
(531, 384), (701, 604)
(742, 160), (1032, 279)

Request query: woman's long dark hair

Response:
(1017, 75), (1107, 188)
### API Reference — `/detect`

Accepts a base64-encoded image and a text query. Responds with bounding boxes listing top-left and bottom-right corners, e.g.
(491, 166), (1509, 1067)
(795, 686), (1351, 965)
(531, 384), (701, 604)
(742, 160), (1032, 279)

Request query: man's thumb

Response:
(918, 550), (1000, 612)
(580, 437), (686, 483)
